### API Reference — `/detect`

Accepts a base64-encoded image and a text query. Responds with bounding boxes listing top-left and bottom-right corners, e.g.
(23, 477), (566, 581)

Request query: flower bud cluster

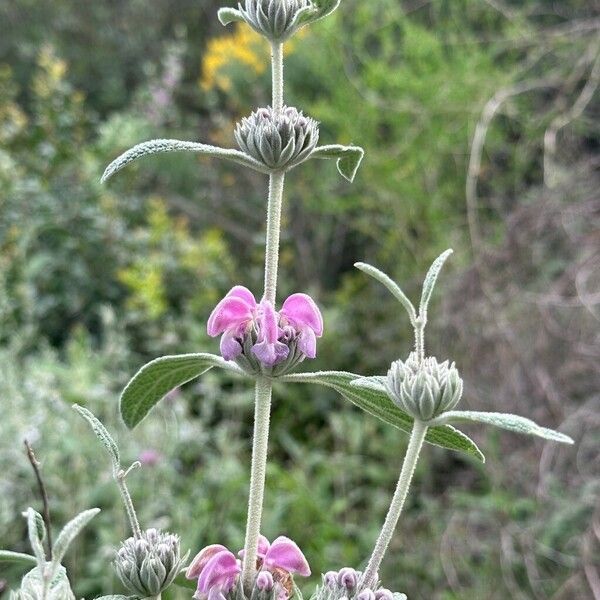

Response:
(235, 106), (319, 171)
(385, 352), (463, 421)
(314, 568), (406, 600)
(115, 528), (183, 598)
(238, 0), (313, 42)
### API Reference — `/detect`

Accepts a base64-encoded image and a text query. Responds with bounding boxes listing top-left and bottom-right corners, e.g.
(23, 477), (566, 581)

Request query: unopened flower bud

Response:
(386, 352), (463, 421)
(357, 590), (375, 600)
(374, 589), (394, 600)
(324, 571), (338, 587)
(115, 529), (184, 598)
(238, 0), (312, 41)
(256, 570), (275, 591)
(337, 567), (359, 590)
(235, 106), (319, 171)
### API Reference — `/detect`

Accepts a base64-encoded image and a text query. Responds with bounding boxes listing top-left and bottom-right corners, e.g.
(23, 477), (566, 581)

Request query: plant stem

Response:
(271, 42), (284, 113)
(263, 172), (285, 304)
(414, 319), (425, 363)
(241, 36), (286, 592)
(361, 420), (428, 589)
(24, 440), (52, 558)
(116, 472), (142, 539)
(242, 377), (273, 588)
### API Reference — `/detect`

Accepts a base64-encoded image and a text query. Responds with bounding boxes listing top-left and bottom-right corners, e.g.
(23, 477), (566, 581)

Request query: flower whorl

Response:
(238, 0), (313, 41)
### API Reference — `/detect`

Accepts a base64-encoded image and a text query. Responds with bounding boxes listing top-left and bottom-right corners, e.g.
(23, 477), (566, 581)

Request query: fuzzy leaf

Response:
(432, 411), (574, 444)
(419, 249), (453, 319)
(73, 404), (120, 471)
(120, 353), (245, 429)
(354, 262), (417, 325)
(0, 551), (37, 566)
(310, 144), (364, 182)
(101, 139), (270, 182)
(280, 371), (485, 461)
(217, 7), (245, 26)
(51, 508), (100, 574)
(300, 0), (341, 23)
(25, 508), (46, 567)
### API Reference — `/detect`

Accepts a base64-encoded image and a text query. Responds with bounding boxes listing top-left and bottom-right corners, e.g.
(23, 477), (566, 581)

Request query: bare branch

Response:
(24, 440), (52, 558)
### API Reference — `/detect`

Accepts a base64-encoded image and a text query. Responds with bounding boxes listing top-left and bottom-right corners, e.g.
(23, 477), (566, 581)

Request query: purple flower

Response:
(207, 286), (323, 375)
(139, 449), (161, 467)
(187, 535), (310, 600)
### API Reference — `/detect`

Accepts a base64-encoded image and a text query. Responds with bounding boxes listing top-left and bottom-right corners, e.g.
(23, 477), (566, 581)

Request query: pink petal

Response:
(297, 327), (317, 359)
(220, 330), (243, 361)
(281, 294), (323, 336)
(238, 534), (271, 559)
(226, 286), (257, 307)
(198, 550), (240, 594)
(207, 296), (253, 337)
(252, 340), (289, 366)
(258, 300), (279, 344)
(187, 544), (229, 580)
(263, 536), (311, 577)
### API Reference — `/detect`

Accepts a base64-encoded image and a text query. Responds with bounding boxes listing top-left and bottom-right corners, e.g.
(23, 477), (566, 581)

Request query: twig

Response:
(24, 440), (52, 558)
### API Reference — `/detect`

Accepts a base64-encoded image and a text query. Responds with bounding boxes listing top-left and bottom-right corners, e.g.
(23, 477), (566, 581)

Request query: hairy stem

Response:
(116, 472), (142, 539)
(271, 42), (284, 113)
(241, 36), (286, 591)
(361, 420), (428, 589)
(263, 172), (285, 304)
(414, 319), (425, 364)
(242, 378), (273, 588)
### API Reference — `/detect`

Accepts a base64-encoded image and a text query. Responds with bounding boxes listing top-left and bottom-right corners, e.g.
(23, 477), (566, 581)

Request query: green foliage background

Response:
(1, 1), (598, 599)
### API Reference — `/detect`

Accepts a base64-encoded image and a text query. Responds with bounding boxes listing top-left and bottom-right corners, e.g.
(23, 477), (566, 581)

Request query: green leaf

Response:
(51, 508), (100, 574)
(25, 508), (46, 567)
(301, 0), (341, 23)
(280, 371), (485, 461)
(101, 139), (271, 182)
(217, 7), (245, 27)
(120, 353), (245, 429)
(419, 249), (453, 319)
(309, 144), (364, 182)
(432, 411), (574, 444)
(73, 404), (120, 472)
(354, 262), (417, 325)
(0, 551), (37, 566)
(173, 570), (196, 591)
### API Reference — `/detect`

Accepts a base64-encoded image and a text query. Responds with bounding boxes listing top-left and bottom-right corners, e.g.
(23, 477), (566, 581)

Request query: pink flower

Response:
(207, 286), (323, 374)
(187, 535), (310, 600)
(138, 449), (161, 467)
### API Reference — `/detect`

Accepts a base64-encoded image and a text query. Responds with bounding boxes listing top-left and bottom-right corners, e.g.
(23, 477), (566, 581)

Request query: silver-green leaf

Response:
(279, 371), (485, 461)
(51, 508), (100, 574)
(0, 551), (37, 566)
(120, 353), (246, 429)
(217, 7), (245, 27)
(431, 411), (574, 444)
(101, 139), (270, 182)
(354, 262), (417, 325)
(309, 144), (364, 182)
(25, 508), (46, 567)
(419, 249), (453, 320)
(73, 404), (120, 472)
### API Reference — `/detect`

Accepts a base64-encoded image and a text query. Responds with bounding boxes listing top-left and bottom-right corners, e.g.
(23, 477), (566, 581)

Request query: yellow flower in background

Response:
(200, 23), (306, 92)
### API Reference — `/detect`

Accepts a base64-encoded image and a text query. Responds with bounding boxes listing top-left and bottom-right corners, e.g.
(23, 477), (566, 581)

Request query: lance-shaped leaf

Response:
(51, 508), (100, 575)
(279, 371), (484, 461)
(355, 262), (417, 325)
(101, 139), (271, 183)
(300, 0), (341, 24)
(430, 411), (574, 444)
(0, 550), (37, 566)
(217, 7), (246, 26)
(419, 249), (453, 320)
(120, 353), (246, 429)
(73, 404), (120, 473)
(310, 144), (364, 182)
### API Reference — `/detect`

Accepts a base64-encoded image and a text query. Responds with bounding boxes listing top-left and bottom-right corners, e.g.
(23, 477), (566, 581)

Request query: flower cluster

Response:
(314, 568), (405, 600)
(385, 353), (463, 421)
(186, 535), (311, 600)
(235, 106), (319, 171)
(237, 0), (313, 42)
(114, 528), (184, 598)
(207, 286), (323, 376)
